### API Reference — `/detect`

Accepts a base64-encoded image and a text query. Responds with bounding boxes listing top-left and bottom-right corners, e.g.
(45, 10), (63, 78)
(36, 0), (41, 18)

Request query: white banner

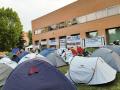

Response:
(84, 36), (105, 47)
(60, 39), (66, 48)
(48, 39), (58, 45)
(66, 35), (81, 48)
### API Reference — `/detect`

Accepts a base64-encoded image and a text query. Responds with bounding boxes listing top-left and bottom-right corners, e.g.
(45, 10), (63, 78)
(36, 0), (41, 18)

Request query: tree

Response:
(0, 7), (23, 51)
(16, 32), (26, 49)
(28, 30), (32, 45)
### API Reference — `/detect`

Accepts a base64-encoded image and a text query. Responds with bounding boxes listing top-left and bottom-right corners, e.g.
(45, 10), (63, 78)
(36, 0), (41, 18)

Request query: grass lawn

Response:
(58, 66), (120, 90)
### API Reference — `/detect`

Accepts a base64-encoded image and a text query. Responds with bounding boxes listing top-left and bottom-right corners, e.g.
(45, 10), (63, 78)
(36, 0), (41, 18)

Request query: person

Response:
(113, 40), (120, 45)
(11, 48), (21, 63)
(69, 47), (78, 56)
(11, 48), (29, 63)
(77, 46), (84, 56)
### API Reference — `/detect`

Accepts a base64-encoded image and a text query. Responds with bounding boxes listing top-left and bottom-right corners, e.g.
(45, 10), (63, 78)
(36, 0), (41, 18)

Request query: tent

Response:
(40, 48), (56, 57)
(91, 48), (120, 72)
(46, 52), (66, 67)
(18, 53), (49, 64)
(66, 56), (116, 85)
(0, 63), (13, 86)
(0, 57), (18, 69)
(104, 45), (120, 56)
(3, 59), (76, 90)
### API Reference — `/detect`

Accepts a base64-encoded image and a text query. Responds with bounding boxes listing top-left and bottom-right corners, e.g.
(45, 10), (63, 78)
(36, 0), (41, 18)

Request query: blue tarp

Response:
(3, 59), (76, 90)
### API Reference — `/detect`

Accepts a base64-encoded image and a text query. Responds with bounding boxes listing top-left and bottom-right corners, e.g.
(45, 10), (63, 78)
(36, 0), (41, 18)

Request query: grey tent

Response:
(91, 48), (120, 72)
(46, 52), (66, 67)
(0, 63), (13, 86)
(104, 45), (120, 56)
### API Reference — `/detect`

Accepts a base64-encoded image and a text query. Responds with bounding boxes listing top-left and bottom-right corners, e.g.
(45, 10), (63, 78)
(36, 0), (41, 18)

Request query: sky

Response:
(0, 0), (77, 32)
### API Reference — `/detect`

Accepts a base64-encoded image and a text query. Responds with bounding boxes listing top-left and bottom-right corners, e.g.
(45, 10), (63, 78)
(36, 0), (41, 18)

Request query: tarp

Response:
(66, 56), (116, 85)
(91, 48), (120, 72)
(40, 48), (56, 57)
(0, 63), (13, 86)
(3, 59), (76, 90)
(46, 51), (66, 67)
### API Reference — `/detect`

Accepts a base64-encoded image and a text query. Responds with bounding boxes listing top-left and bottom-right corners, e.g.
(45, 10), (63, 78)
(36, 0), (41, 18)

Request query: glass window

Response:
(96, 9), (107, 19)
(107, 5), (119, 16)
(86, 13), (96, 21)
(34, 30), (38, 35)
(51, 24), (58, 30)
(58, 22), (67, 29)
(37, 29), (42, 34)
(71, 18), (78, 25)
(77, 16), (87, 23)
(106, 27), (120, 44)
(86, 31), (98, 38)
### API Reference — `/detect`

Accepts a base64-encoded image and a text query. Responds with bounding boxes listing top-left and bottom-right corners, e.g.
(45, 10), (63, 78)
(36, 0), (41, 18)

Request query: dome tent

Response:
(3, 59), (76, 90)
(40, 48), (56, 57)
(0, 57), (17, 69)
(91, 48), (120, 72)
(0, 63), (13, 86)
(104, 45), (120, 56)
(46, 51), (66, 67)
(66, 56), (116, 85)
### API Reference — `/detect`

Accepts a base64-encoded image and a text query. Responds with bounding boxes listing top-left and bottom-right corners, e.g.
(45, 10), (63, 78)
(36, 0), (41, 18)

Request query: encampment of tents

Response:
(3, 59), (76, 90)
(91, 48), (120, 72)
(66, 56), (116, 85)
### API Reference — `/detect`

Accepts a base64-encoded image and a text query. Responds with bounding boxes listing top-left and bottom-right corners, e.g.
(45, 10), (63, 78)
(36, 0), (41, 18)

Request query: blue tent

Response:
(40, 48), (56, 57)
(3, 59), (76, 90)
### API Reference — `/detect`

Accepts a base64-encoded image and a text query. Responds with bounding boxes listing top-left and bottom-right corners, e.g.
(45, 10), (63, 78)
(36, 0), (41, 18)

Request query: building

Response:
(32, 0), (120, 48)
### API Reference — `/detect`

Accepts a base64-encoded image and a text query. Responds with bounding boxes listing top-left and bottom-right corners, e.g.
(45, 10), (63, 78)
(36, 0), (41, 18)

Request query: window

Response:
(58, 22), (67, 29)
(77, 16), (87, 23)
(34, 30), (38, 35)
(86, 31), (98, 38)
(106, 27), (120, 44)
(96, 9), (107, 19)
(86, 13), (96, 21)
(107, 5), (119, 16)
(71, 18), (78, 25)
(51, 24), (58, 30)
(35, 40), (39, 45)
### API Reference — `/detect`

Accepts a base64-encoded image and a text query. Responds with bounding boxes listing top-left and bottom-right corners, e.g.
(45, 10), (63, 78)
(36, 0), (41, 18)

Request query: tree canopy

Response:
(0, 7), (23, 51)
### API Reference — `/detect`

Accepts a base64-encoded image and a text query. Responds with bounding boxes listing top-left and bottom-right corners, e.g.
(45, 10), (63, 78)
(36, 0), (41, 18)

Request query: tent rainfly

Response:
(91, 48), (120, 72)
(46, 52), (66, 67)
(3, 59), (76, 90)
(66, 56), (116, 85)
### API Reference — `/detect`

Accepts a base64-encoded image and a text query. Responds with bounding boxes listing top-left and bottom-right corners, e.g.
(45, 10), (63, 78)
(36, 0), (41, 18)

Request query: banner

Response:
(66, 35), (81, 48)
(48, 39), (58, 45)
(84, 36), (105, 47)
(59, 38), (66, 48)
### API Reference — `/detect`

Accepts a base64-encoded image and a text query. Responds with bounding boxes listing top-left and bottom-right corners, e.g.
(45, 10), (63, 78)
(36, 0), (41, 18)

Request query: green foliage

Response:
(0, 7), (23, 51)
(28, 30), (32, 45)
(16, 32), (26, 49)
